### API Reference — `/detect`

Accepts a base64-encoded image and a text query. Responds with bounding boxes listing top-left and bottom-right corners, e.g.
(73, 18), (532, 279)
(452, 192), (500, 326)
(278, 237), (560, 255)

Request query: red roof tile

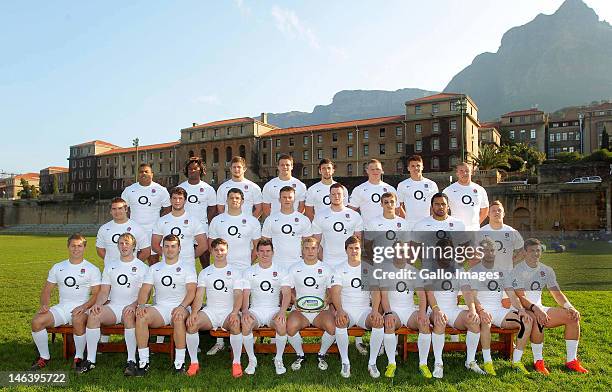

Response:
(263, 115), (405, 137)
(15, 173), (40, 180)
(186, 117), (255, 129)
(479, 121), (500, 129)
(72, 140), (120, 148)
(44, 166), (69, 172)
(97, 141), (180, 156)
(501, 108), (544, 117)
(406, 93), (462, 104)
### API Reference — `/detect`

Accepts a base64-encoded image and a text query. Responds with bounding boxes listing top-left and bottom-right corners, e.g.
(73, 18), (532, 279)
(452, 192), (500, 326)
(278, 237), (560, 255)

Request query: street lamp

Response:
(132, 138), (139, 183)
(97, 183), (102, 201)
(454, 97), (468, 162)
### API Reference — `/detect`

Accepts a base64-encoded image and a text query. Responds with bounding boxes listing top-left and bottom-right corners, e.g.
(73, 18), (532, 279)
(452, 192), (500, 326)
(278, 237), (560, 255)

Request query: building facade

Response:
(68, 140), (120, 195)
(499, 109), (548, 153)
(0, 173), (40, 199)
(581, 102), (612, 154)
(39, 167), (69, 195)
(478, 122), (502, 147)
(547, 108), (581, 158)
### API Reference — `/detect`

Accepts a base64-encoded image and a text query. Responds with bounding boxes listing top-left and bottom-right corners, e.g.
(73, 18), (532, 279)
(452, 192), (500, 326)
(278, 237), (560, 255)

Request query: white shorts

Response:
(107, 303), (131, 324)
(483, 306), (517, 328)
(201, 307), (233, 330)
(250, 307), (280, 327)
(431, 305), (467, 328)
(50, 303), (80, 327)
(347, 307), (371, 329)
(393, 306), (418, 326)
(292, 309), (321, 325)
(151, 304), (190, 326)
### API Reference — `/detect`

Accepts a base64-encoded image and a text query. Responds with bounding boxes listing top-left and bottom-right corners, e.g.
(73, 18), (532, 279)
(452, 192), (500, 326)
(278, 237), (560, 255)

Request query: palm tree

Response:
(471, 144), (510, 170)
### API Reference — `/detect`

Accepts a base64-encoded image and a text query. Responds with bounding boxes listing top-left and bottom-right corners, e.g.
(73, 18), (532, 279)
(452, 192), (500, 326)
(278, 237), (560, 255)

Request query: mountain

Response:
(444, 0), (612, 120)
(261, 88), (437, 128)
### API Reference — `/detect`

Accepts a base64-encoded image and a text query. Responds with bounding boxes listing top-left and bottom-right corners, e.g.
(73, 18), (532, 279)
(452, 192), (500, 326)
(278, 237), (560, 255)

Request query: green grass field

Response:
(0, 235), (611, 391)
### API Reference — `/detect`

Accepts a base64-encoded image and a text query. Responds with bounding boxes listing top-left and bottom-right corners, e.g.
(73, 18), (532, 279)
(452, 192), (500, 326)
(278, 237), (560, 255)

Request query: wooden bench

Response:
(48, 325), (176, 362)
(211, 326), (517, 361)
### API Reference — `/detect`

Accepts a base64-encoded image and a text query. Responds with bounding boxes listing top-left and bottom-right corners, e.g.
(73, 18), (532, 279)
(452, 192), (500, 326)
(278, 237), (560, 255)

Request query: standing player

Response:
(262, 154), (307, 217)
(330, 236), (384, 378)
(127, 234), (197, 376)
(304, 159), (349, 221)
(151, 187), (208, 271)
(397, 155), (439, 230)
(240, 239), (292, 375)
(216, 156), (263, 218)
(79, 233), (149, 374)
(349, 159), (397, 223)
(184, 239), (244, 377)
(363, 192), (410, 262)
(286, 237), (337, 373)
(443, 162), (489, 231)
(96, 197), (151, 265)
(178, 157), (217, 268)
(477, 200), (525, 271)
(511, 238), (588, 374)
(30, 234), (101, 370)
(121, 163), (171, 264)
(261, 186), (312, 269)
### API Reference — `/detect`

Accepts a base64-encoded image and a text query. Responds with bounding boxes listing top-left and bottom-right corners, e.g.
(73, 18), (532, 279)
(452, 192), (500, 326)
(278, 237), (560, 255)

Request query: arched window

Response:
(213, 148), (219, 164)
(347, 163), (353, 176)
(200, 149), (207, 163)
(239, 145), (246, 158)
(225, 146), (232, 163)
(396, 161), (403, 174)
(188, 150), (194, 158)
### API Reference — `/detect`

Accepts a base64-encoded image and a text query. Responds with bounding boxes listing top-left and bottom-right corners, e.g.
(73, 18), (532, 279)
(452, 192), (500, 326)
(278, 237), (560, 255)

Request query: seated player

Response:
(511, 238), (588, 374)
(469, 238), (533, 375)
(286, 237), (337, 372)
(30, 234), (101, 371)
(240, 239), (292, 375)
(184, 238), (244, 377)
(127, 234), (197, 376)
(330, 236), (383, 378)
(79, 233), (149, 374)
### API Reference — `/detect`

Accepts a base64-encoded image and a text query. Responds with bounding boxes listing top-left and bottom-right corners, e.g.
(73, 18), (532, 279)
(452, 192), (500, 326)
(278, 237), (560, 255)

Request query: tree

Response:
(601, 126), (610, 151)
(554, 151), (583, 163)
(500, 143), (545, 172)
(471, 144), (510, 170)
(18, 178), (39, 199)
(52, 175), (59, 195)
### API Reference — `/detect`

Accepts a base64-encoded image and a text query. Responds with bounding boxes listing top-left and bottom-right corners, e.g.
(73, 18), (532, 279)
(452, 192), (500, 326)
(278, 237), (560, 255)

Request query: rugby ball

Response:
(296, 296), (325, 311)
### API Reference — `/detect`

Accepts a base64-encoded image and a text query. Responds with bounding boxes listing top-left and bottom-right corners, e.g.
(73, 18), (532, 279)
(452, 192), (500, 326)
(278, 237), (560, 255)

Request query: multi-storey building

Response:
(39, 167), (69, 195)
(478, 122), (502, 147)
(547, 108), (581, 157)
(0, 173), (40, 199)
(499, 108), (548, 152)
(581, 102), (612, 154)
(68, 140), (120, 194)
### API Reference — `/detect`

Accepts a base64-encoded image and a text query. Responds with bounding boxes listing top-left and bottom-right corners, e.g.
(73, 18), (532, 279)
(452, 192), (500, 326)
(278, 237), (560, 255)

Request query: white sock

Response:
(335, 328), (349, 364)
(275, 333), (287, 360)
(32, 329), (50, 359)
(465, 331), (480, 363)
(512, 348), (524, 363)
(216, 337), (224, 346)
(383, 333), (397, 365)
(174, 348), (186, 369)
(482, 348), (492, 363)
(229, 334), (243, 364)
(288, 333), (304, 356)
(566, 340), (578, 362)
(531, 343), (543, 361)
(124, 328), (137, 362)
(417, 333), (431, 366)
(74, 334), (86, 359)
(318, 331), (336, 356)
(138, 347), (149, 368)
(369, 328), (384, 365)
(85, 328), (101, 363)
(432, 333), (445, 365)
(355, 336), (364, 345)
(186, 332), (200, 364)
(243, 333), (256, 362)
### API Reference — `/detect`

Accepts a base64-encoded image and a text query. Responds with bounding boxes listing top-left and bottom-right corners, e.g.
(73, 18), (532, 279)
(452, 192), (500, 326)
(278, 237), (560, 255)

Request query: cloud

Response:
(271, 5), (319, 49)
(193, 94), (220, 105)
(234, 0), (251, 16)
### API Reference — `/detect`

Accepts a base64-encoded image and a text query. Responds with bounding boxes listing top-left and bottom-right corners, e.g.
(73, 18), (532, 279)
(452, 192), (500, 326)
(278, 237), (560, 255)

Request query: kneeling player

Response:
(80, 233), (149, 374)
(469, 238), (533, 375)
(30, 234), (101, 370)
(286, 237), (337, 372)
(185, 238), (244, 377)
(241, 239), (292, 375)
(511, 238), (588, 374)
(331, 236), (383, 378)
(127, 234), (196, 376)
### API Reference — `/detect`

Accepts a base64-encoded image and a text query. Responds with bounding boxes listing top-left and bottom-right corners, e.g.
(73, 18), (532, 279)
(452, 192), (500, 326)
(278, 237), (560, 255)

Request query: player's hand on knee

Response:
(186, 313), (198, 329)
(369, 311), (383, 327)
(467, 310), (480, 324)
(383, 313), (395, 330)
(567, 307), (580, 321)
(38, 305), (49, 314)
(90, 304), (102, 316)
(123, 305), (136, 317)
(242, 310), (253, 325)
(478, 310), (492, 324)
(417, 310), (428, 326)
(72, 304), (86, 315)
(228, 311), (240, 326)
(136, 306), (147, 319)
(534, 307), (549, 326)
(335, 309), (348, 327)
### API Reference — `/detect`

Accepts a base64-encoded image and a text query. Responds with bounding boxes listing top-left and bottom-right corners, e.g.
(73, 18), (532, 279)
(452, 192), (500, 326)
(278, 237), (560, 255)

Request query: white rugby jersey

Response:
(331, 263), (370, 309)
(208, 212), (261, 270)
(121, 182), (171, 231)
(198, 264), (242, 309)
(101, 259), (149, 306)
(47, 260), (101, 306)
(469, 263), (512, 310)
(429, 277), (466, 309)
(380, 263), (423, 310)
(364, 215), (409, 249)
(311, 207), (363, 266)
(216, 178), (263, 214)
(178, 180), (217, 224)
(348, 181), (396, 222)
(443, 181), (489, 231)
(96, 219), (151, 265)
(242, 263), (290, 309)
(287, 260), (334, 309)
(510, 261), (558, 306)
(477, 224), (524, 272)
(262, 177), (307, 215)
(397, 177), (438, 225)
(152, 212), (207, 265)
(262, 211), (312, 266)
(305, 181), (349, 214)
(143, 261), (197, 307)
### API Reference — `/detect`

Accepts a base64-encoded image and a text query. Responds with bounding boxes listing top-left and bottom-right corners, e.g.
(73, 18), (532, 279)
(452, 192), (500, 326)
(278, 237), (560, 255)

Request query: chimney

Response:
(260, 113), (268, 124)
(192, 122), (198, 127)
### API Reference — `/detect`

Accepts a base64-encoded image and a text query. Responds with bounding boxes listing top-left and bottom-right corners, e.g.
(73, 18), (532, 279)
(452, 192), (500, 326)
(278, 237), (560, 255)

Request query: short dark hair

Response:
(230, 156), (247, 166)
(344, 236), (361, 250)
(318, 158), (336, 169)
(329, 182), (344, 192)
(278, 154), (293, 164)
(407, 155), (423, 164)
(67, 233), (87, 247)
(279, 185), (295, 195)
(138, 163), (153, 171)
(170, 186), (188, 199)
(381, 192), (397, 202)
(110, 197), (127, 207)
(256, 238), (274, 251)
(211, 238), (228, 249)
(430, 192), (449, 207)
(523, 238), (542, 250)
(163, 234), (181, 246)
(227, 187), (245, 200)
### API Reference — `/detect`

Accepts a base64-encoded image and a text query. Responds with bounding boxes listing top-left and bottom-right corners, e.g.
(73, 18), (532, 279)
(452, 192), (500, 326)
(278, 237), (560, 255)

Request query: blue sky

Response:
(1, 0), (610, 174)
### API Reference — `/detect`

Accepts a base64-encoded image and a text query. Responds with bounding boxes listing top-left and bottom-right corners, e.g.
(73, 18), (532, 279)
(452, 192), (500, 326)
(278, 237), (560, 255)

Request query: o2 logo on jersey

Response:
(187, 195), (199, 204)
(396, 281), (408, 293)
(260, 280), (274, 293)
(213, 279), (228, 292)
(385, 230), (396, 241)
(441, 280), (453, 291)
(530, 281), (541, 291)
(495, 240), (507, 253)
(350, 277), (362, 289)
(371, 193), (381, 203)
(461, 195), (475, 207)
(138, 196), (151, 206)
(487, 280), (499, 292)
(413, 190), (425, 201)
(117, 274), (131, 288)
(64, 276), (79, 289)
(170, 227), (184, 239)
(227, 226), (242, 238)
(161, 275), (176, 289)
(323, 195), (331, 206)
(333, 222), (347, 235)
(112, 233), (121, 243)
(303, 276), (319, 289)
(435, 230), (448, 240)
(281, 224), (294, 236)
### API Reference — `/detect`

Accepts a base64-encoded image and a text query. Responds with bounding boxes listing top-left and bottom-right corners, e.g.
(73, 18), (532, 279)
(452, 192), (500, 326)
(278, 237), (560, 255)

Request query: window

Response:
(509, 117), (514, 123)
(188, 150), (195, 158)
(562, 122), (568, 127)
(78, 183), (82, 191)
(240, 125), (244, 135)
(509, 130), (515, 139)
(189, 132), (193, 140)
(239, 145), (246, 158)
(149, 153), (153, 161)
(347, 146), (353, 157)
(415, 105), (422, 114)
(105, 167), (109, 176)
(275, 152), (281, 162)
(556, 133), (561, 142)
(363, 144), (369, 156)
(214, 129), (219, 137)
(317, 135), (323, 144)
(225, 170), (230, 179)
(548, 148), (555, 157)
(332, 133), (338, 142)
(113, 167), (118, 177)
(432, 103), (439, 113)
(122, 167), (126, 175)
(213, 148), (219, 163)
(275, 139), (280, 147)
(302, 166), (308, 177)
(531, 115), (536, 122)
(131, 154), (135, 162)
(450, 156), (459, 167)
(432, 122), (440, 133)
(520, 116), (525, 123)
(562, 132), (568, 141)
(114, 156), (118, 164)
(332, 148), (338, 159)
(415, 124), (422, 134)
(169, 150), (173, 158)
(431, 157), (439, 169)
(303, 136), (309, 145)
(317, 149), (323, 159)
(450, 137), (457, 149)
(289, 137), (294, 146)
(415, 140), (422, 152)
(262, 153), (268, 165)
(552, 123), (559, 128)
(450, 120), (457, 131)
(396, 142), (402, 153)
(169, 162), (173, 172)
(531, 129), (536, 139)
(303, 150), (310, 161)
(379, 128), (385, 138)
(431, 138), (440, 151)
(79, 160), (83, 167)
(225, 146), (232, 162)
(113, 180), (117, 190)
(263, 140), (268, 149)
(379, 143), (386, 155)
(549, 133), (555, 142)
(226, 127), (231, 136)
(396, 161), (403, 173)
(97, 168), (101, 177)
(159, 163), (163, 172)
(520, 129), (526, 136)
(569, 146), (575, 152)
(347, 163), (353, 176)
(201, 130), (206, 139)
(348, 132), (353, 141)
(201, 149), (207, 163)
(576, 132), (580, 141)
(395, 127), (402, 137)
(86, 169), (91, 179)
(363, 130), (369, 139)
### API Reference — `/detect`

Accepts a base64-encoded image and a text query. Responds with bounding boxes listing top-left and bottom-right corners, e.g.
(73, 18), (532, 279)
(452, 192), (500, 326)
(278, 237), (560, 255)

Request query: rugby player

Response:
(477, 200), (525, 271)
(397, 155), (439, 230)
(216, 156), (263, 218)
(349, 159), (397, 223)
(262, 154), (307, 217)
(442, 162), (489, 231)
(304, 159), (349, 221)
